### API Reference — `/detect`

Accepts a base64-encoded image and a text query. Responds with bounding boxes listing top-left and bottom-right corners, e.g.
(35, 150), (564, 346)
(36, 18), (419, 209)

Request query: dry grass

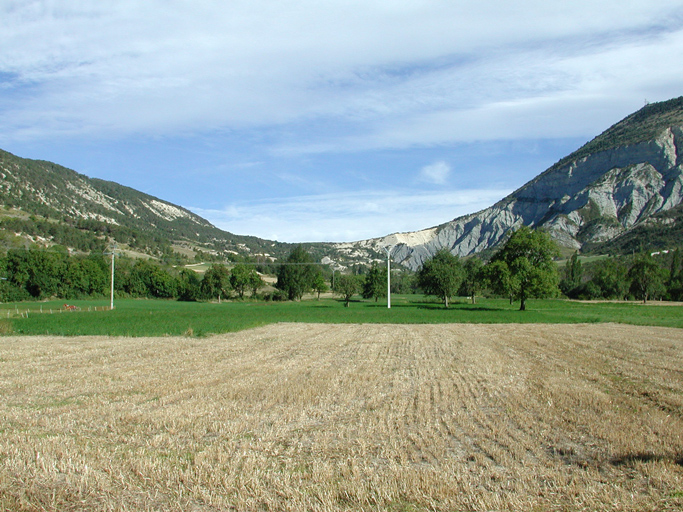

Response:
(1, 323), (683, 511)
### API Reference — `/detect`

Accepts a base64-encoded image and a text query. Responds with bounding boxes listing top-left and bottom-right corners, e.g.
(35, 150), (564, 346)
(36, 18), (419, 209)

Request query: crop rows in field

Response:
(1, 323), (682, 510)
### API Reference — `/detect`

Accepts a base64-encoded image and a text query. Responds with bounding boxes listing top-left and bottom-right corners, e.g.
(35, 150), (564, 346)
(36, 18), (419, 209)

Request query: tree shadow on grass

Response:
(364, 303), (412, 309)
(362, 302), (448, 310)
(333, 299), (364, 306)
(414, 303), (504, 312)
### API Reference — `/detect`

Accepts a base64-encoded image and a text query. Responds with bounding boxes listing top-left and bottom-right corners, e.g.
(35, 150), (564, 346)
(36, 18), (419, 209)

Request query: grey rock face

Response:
(337, 126), (683, 271)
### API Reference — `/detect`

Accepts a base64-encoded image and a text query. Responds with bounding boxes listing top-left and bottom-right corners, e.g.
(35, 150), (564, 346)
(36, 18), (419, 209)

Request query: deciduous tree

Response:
(362, 263), (387, 302)
(628, 252), (667, 303)
(201, 263), (230, 301)
(588, 257), (628, 299)
(559, 252), (583, 298)
(276, 246), (318, 301)
(147, 264), (179, 298)
(230, 264), (263, 299)
(336, 274), (360, 307)
(417, 249), (463, 308)
(312, 273), (328, 300)
(667, 249), (683, 300)
(460, 257), (484, 304)
(63, 257), (108, 298)
(5, 248), (66, 299)
(485, 227), (559, 311)
(178, 268), (201, 301)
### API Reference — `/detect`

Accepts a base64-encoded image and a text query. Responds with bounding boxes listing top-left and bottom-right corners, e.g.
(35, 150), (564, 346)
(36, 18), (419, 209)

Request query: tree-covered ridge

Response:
(0, 148), (299, 260)
(549, 96), (683, 172)
(0, 149), (203, 220)
(0, 214), (172, 256)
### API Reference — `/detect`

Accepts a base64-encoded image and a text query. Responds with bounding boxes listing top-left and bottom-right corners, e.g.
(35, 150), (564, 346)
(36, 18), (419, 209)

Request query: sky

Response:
(1, 1), (683, 243)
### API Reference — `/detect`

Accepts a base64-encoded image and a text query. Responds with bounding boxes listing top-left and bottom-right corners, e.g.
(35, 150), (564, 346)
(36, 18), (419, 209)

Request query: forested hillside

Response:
(0, 148), (298, 261)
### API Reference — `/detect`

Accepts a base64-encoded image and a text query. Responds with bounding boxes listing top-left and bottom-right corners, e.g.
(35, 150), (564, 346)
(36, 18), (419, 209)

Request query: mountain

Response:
(0, 149), (298, 261)
(335, 97), (683, 270)
(4, 97), (683, 272)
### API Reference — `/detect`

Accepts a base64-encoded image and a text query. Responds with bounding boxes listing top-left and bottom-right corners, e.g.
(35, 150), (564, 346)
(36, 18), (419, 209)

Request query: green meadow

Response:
(1, 296), (681, 336)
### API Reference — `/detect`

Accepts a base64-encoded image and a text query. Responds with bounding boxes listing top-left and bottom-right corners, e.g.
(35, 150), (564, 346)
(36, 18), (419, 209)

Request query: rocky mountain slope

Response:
(0, 149), (295, 260)
(337, 97), (683, 270)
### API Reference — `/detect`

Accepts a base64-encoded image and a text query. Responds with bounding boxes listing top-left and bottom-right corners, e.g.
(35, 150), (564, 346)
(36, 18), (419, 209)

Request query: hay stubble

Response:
(1, 323), (683, 511)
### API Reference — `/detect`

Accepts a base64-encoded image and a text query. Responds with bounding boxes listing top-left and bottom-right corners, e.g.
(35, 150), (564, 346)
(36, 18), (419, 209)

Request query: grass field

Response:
(1, 296), (683, 337)
(1, 323), (682, 511)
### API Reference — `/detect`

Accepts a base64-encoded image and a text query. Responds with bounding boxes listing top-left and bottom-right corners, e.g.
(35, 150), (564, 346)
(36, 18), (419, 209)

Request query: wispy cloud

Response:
(190, 187), (511, 243)
(418, 161), (451, 185)
(1, 1), (682, 145)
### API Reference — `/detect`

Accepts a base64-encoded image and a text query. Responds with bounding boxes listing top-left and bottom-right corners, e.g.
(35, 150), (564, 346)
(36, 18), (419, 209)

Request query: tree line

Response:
(329, 227), (562, 310)
(413, 226), (683, 309)
(558, 249), (683, 302)
(0, 249), (270, 303)
(1, 228), (681, 308)
(0, 244), (335, 303)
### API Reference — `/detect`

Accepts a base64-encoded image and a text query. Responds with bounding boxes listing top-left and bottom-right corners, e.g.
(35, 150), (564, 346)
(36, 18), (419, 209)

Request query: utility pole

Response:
(105, 243), (118, 310)
(384, 246), (392, 309)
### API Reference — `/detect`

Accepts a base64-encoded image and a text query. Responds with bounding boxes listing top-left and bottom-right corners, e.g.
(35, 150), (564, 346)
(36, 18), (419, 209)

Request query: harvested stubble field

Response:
(1, 323), (683, 511)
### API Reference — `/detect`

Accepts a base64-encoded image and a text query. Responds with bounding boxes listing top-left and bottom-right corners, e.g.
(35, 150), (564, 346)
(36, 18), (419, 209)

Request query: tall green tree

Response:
(362, 263), (388, 302)
(628, 252), (667, 303)
(559, 252), (583, 298)
(276, 245), (318, 301)
(123, 259), (177, 298)
(201, 263), (231, 301)
(249, 271), (265, 298)
(485, 227), (559, 311)
(230, 264), (264, 299)
(460, 257), (484, 304)
(589, 257), (628, 299)
(147, 265), (179, 298)
(667, 248), (683, 300)
(229, 263), (251, 299)
(390, 270), (417, 294)
(125, 260), (153, 297)
(312, 273), (328, 300)
(63, 257), (108, 298)
(336, 273), (360, 307)
(417, 249), (463, 308)
(5, 248), (66, 299)
(482, 259), (514, 304)
(177, 268), (201, 301)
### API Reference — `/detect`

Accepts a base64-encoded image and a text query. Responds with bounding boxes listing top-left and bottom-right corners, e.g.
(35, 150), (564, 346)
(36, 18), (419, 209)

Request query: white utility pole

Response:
(106, 243), (118, 310)
(384, 246), (392, 309)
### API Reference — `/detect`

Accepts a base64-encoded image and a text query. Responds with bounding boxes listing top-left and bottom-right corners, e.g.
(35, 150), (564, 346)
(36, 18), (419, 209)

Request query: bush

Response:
(0, 282), (31, 302)
(262, 290), (287, 301)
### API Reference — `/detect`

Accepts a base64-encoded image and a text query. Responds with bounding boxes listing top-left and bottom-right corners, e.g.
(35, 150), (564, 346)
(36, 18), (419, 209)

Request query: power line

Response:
(223, 262), (330, 266)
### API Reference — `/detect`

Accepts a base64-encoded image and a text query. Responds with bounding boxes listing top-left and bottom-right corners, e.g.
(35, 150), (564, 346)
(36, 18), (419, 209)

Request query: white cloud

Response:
(189, 187), (511, 243)
(271, 25), (683, 155)
(418, 161), (451, 185)
(1, 1), (682, 144)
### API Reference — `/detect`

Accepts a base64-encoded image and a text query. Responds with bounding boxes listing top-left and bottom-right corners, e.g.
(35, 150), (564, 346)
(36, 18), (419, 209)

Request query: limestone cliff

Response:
(334, 98), (683, 270)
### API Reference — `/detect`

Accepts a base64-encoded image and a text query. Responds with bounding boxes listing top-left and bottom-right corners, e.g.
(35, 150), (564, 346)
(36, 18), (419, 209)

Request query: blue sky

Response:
(1, 1), (683, 242)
